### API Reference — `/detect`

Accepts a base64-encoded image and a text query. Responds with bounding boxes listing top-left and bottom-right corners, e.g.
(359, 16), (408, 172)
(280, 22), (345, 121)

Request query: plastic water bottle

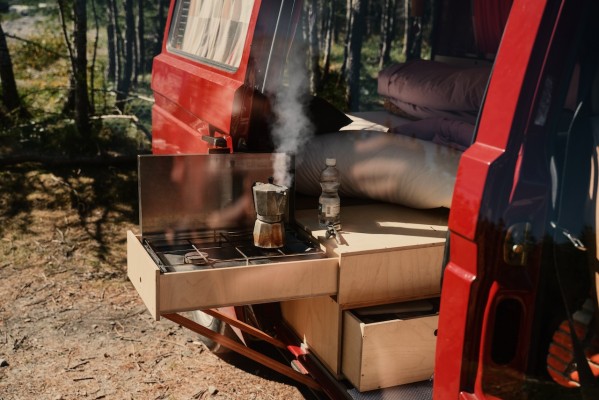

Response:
(318, 158), (341, 230)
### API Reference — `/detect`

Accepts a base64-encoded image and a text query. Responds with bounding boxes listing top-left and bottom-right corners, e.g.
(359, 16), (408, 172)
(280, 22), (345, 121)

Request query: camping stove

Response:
(142, 228), (322, 273)
(137, 153), (323, 272)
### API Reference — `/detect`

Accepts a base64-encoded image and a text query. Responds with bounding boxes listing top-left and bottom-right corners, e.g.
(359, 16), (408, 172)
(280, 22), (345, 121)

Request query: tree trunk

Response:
(380, 0), (398, 68)
(403, 0), (413, 59)
(137, 0), (145, 79)
(74, 0), (91, 135)
(133, 20), (139, 85)
(153, 0), (168, 59)
(112, 0), (123, 85)
(340, 0), (353, 79)
(403, 0), (423, 60)
(90, 0), (100, 114)
(308, 0), (321, 94)
(106, 0), (117, 83)
(322, 0), (334, 81)
(117, 0), (134, 112)
(0, 21), (29, 119)
(346, 0), (366, 111)
(57, 0), (75, 116)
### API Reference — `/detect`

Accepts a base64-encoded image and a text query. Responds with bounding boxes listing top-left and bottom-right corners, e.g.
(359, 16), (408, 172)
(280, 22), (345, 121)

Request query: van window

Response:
(168, 0), (254, 70)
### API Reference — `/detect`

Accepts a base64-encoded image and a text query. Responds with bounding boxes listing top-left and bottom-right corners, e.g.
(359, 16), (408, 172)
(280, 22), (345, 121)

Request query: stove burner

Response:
(143, 228), (323, 273)
(184, 251), (210, 265)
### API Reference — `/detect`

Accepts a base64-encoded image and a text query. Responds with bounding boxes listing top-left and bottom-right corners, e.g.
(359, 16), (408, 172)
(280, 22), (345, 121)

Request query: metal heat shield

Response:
(138, 153), (294, 237)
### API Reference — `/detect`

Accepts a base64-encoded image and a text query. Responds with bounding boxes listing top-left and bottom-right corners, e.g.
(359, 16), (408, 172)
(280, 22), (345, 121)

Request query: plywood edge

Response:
(159, 257), (339, 313)
(281, 296), (343, 376)
(127, 231), (160, 320)
(339, 293), (441, 311)
(336, 241), (445, 257)
(341, 311), (365, 389)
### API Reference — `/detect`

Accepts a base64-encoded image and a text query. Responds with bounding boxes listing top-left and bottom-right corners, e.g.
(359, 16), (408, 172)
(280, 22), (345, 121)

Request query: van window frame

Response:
(166, 0), (255, 72)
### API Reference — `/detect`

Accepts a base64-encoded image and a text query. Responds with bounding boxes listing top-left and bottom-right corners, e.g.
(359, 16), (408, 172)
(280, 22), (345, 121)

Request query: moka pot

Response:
(252, 178), (288, 248)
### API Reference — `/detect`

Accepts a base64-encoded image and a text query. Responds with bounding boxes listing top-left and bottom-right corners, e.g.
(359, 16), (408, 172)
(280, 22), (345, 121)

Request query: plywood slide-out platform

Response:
(127, 231), (339, 320)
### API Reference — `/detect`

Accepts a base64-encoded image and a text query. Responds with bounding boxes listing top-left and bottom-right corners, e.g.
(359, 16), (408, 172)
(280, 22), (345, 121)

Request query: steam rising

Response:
(271, 47), (314, 188)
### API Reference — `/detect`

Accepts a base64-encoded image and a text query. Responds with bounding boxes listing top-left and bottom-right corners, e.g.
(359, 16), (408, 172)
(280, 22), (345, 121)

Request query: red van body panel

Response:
(434, 1), (593, 398)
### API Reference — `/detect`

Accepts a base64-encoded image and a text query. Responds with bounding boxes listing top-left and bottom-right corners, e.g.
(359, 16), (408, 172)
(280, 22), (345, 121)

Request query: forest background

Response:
(0, 0), (433, 158)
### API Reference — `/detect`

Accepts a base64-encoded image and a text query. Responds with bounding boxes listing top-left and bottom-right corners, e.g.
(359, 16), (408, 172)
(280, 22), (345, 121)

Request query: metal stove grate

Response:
(142, 228), (324, 273)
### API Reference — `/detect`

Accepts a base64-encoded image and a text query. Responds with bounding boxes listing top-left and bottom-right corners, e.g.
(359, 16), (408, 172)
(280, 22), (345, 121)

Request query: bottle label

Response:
(324, 204), (340, 217)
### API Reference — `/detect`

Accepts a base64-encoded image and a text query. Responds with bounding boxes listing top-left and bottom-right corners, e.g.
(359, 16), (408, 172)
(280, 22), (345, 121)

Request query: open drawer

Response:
(127, 231), (339, 320)
(341, 301), (439, 392)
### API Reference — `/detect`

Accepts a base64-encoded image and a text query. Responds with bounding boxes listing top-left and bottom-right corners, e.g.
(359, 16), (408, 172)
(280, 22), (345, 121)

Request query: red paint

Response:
(435, 0), (548, 397)
(435, 0), (591, 398)
(151, 0), (263, 153)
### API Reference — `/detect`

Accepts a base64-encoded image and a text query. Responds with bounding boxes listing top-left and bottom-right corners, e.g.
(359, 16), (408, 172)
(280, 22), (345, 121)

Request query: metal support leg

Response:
(163, 313), (322, 391)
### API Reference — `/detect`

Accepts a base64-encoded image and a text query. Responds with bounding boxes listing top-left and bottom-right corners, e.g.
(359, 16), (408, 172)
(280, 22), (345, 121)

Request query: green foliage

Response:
(318, 69), (348, 112)
(1, 112), (150, 158)
(10, 30), (66, 71)
(95, 116), (150, 155)
(1, 10), (153, 158)
(316, 35), (406, 112)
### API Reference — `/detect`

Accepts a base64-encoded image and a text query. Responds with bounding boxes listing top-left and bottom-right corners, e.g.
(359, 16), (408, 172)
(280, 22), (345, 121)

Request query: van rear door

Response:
(434, 0), (599, 398)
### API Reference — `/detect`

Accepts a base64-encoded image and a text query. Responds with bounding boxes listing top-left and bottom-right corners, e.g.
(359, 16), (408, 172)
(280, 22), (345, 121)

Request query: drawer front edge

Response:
(127, 231), (160, 320)
(281, 296), (343, 376)
(341, 311), (365, 389)
(342, 311), (439, 391)
(338, 245), (443, 306)
(159, 257), (338, 313)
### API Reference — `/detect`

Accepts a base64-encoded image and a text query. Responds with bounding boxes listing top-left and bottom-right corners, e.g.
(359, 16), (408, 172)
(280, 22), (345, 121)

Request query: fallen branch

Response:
(158, 339), (187, 349)
(24, 298), (48, 307)
(12, 336), (27, 351)
(67, 360), (90, 370)
(114, 335), (142, 342)
(91, 114), (151, 139)
(0, 154), (139, 167)
(73, 377), (95, 382)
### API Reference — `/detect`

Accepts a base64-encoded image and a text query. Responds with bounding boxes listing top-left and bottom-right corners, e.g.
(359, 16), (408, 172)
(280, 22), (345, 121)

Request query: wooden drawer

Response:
(342, 308), (438, 392)
(127, 231), (339, 320)
(295, 204), (448, 308)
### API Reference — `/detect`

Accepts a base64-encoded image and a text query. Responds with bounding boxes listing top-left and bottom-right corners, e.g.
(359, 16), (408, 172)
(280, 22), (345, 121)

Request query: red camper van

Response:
(127, 0), (599, 398)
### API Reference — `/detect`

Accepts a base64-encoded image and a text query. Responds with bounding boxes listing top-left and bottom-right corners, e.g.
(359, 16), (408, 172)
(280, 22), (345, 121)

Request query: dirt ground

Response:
(0, 163), (308, 400)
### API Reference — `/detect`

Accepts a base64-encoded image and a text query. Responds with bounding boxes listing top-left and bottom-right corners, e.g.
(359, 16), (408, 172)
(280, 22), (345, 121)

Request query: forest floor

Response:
(0, 162), (309, 400)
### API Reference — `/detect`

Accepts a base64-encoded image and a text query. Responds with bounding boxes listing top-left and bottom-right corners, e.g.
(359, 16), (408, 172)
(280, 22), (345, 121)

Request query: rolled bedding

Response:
(391, 117), (476, 152)
(378, 60), (491, 120)
(295, 131), (461, 209)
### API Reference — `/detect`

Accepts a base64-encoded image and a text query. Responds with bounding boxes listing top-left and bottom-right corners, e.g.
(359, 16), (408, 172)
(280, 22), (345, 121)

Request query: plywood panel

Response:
(338, 246), (442, 307)
(296, 204), (447, 307)
(127, 233), (338, 316)
(127, 231), (160, 320)
(341, 311), (364, 387)
(295, 203), (448, 254)
(159, 257), (338, 312)
(342, 311), (438, 392)
(281, 296), (343, 375)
